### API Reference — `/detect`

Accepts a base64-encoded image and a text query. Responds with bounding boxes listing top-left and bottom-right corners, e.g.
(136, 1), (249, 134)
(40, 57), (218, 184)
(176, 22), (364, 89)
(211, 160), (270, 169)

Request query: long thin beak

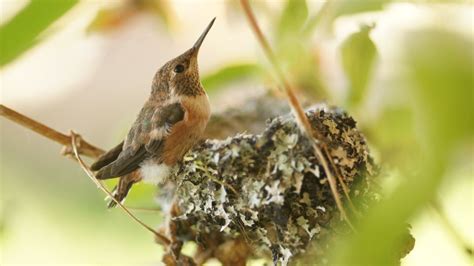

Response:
(193, 17), (216, 52)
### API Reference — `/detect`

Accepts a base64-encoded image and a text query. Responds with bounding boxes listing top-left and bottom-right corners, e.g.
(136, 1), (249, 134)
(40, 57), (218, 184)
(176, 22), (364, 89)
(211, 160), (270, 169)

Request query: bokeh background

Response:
(0, 0), (472, 265)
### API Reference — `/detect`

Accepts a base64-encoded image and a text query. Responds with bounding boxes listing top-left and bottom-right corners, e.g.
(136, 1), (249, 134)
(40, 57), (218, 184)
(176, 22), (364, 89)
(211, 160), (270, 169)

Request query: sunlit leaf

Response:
(272, 0), (332, 98)
(0, 0), (79, 67)
(87, 0), (174, 33)
(302, 1), (330, 37)
(333, 0), (391, 17)
(87, 6), (135, 33)
(201, 63), (262, 92)
(330, 28), (473, 266)
(407, 29), (474, 152)
(276, 0), (308, 42)
(367, 106), (418, 167)
(341, 24), (378, 108)
(315, 0), (390, 31)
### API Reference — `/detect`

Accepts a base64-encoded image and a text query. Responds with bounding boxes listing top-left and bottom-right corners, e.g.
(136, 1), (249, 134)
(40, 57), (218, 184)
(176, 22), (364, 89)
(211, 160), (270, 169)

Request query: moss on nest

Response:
(159, 105), (379, 265)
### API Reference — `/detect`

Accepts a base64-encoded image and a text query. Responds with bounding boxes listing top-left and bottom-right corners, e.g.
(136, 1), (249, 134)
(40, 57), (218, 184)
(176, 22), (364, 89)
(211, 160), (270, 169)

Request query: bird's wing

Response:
(90, 141), (124, 171)
(95, 102), (185, 180)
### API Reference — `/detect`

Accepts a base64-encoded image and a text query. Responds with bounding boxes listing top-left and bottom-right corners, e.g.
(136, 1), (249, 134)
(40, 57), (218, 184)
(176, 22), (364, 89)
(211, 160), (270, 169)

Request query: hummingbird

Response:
(90, 18), (215, 208)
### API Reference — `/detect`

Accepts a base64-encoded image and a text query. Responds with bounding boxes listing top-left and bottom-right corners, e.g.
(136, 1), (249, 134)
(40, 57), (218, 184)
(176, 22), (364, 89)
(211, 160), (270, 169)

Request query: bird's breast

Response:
(161, 94), (210, 165)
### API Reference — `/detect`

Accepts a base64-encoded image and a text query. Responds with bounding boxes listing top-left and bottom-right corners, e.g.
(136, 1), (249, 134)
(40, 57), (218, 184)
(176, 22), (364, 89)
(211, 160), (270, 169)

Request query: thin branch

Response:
(126, 206), (162, 212)
(239, 0), (354, 230)
(314, 145), (354, 230)
(0, 104), (104, 158)
(70, 132), (171, 246)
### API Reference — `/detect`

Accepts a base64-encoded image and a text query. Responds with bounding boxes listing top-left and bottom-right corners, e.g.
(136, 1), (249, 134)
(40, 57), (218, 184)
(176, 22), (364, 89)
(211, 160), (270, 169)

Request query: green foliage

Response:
(272, 0), (329, 98)
(303, 0), (391, 34)
(201, 63), (262, 93)
(0, 0), (78, 67)
(407, 29), (474, 153)
(330, 28), (473, 266)
(341, 24), (378, 108)
(368, 106), (417, 167)
(274, 0), (310, 62)
(332, 0), (391, 18)
(276, 0), (308, 43)
(87, 0), (174, 33)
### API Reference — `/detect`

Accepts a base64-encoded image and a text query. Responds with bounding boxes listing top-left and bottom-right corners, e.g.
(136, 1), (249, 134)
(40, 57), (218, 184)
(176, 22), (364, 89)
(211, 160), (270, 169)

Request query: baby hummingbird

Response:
(91, 18), (215, 207)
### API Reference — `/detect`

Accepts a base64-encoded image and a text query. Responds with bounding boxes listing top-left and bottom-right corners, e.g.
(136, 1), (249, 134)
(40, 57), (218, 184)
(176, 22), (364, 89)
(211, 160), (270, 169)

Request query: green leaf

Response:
(407, 29), (474, 153)
(367, 106), (418, 168)
(333, 0), (390, 17)
(87, 0), (174, 33)
(330, 28), (473, 266)
(276, 0), (308, 42)
(0, 0), (79, 67)
(302, 1), (330, 37)
(341, 24), (378, 108)
(201, 63), (262, 92)
(87, 7), (127, 33)
(317, 0), (391, 30)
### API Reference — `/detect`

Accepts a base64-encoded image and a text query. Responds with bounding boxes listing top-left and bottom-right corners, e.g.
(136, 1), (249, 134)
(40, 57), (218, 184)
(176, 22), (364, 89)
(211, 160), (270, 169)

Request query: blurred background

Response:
(0, 0), (472, 265)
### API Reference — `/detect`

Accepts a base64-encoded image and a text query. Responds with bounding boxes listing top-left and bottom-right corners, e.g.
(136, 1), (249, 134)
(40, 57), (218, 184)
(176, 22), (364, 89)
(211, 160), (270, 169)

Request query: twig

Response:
(239, 0), (354, 230)
(430, 200), (473, 257)
(0, 104), (104, 158)
(126, 206), (162, 212)
(70, 131), (171, 246)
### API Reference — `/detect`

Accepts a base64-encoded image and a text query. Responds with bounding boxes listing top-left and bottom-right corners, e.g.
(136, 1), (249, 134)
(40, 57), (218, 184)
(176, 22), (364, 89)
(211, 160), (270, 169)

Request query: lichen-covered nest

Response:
(160, 105), (378, 265)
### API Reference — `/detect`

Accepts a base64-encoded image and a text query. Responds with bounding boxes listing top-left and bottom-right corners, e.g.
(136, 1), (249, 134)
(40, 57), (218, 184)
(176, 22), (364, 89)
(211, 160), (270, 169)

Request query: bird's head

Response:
(151, 18), (215, 98)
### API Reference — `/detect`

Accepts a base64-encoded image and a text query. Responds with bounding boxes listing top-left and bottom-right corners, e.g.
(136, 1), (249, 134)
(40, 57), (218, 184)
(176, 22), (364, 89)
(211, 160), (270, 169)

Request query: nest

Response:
(158, 105), (379, 265)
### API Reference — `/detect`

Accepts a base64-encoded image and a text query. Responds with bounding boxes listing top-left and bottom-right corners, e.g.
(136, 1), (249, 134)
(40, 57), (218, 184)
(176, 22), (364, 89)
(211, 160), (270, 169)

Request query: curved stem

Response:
(239, 0), (354, 230)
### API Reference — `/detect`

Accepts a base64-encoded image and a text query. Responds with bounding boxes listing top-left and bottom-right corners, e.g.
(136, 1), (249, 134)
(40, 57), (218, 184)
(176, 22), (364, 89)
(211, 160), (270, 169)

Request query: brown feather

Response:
(90, 141), (124, 171)
(162, 95), (210, 165)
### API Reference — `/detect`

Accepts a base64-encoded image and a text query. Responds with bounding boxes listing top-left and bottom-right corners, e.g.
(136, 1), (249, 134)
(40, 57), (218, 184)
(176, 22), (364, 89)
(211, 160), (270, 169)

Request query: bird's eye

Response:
(174, 64), (185, 73)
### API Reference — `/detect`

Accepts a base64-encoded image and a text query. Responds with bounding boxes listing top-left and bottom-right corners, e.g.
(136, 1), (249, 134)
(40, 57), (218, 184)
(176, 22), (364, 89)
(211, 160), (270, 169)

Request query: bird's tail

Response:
(91, 141), (124, 171)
